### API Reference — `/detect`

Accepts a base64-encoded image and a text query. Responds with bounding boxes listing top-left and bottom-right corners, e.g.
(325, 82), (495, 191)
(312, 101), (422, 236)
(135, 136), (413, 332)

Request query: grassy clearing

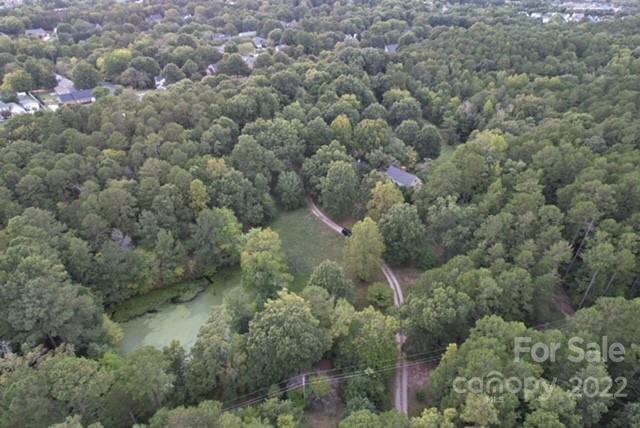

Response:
(271, 208), (347, 291)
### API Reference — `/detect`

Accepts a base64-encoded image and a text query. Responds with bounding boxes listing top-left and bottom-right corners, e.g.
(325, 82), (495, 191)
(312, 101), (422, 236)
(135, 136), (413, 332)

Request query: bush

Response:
(417, 243), (438, 270)
(367, 282), (394, 311)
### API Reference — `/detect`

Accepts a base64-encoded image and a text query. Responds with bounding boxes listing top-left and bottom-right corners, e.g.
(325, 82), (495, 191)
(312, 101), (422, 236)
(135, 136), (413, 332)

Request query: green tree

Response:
(218, 54), (250, 76)
(343, 218), (385, 281)
(2, 69), (33, 92)
(331, 114), (353, 146)
(379, 203), (426, 265)
(0, 16), (25, 35)
(241, 228), (292, 302)
(106, 347), (175, 424)
(302, 141), (352, 195)
(187, 310), (237, 400)
(189, 179), (209, 214)
(339, 410), (384, 428)
(275, 171), (305, 210)
(335, 306), (398, 372)
(72, 61), (101, 90)
(353, 119), (391, 155)
(367, 282), (394, 311)
(100, 49), (132, 80)
(148, 401), (224, 428)
(417, 124), (443, 159)
(307, 260), (355, 302)
(366, 180), (404, 221)
(245, 291), (331, 387)
(161, 63), (185, 83)
(190, 208), (242, 273)
(154, 229), (186, 286)
(0, 248), (102, 348)
(320, 160), (359, 219)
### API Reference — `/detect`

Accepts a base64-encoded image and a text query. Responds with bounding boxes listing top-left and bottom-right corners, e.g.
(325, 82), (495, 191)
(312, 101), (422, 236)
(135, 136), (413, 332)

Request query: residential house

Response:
(344, 33), (359, 42)
(252, 36), (267, 48)
(207, 63), (219, 75)
(275, 44), (290, 53)
(7, 103), (26, 116)
(385, 44), (399, 53)
(24, 28), (48, 39)
(54, 74), (75, 95)
(146, 14), (164, 25)
(0, 341), (11, 358)
(111, 228), (135, 251)
(386, 166), (422, 188)
(242, 55), (256, 69)
(154, 76), (166, 90)
(59, 89), (96, 105)
(0, 101), (10, 118)
(2, 0), (24, 7)
(237, 30), (257, 38)
(212, 32), (230, 42)
(17, 92), (40, 112)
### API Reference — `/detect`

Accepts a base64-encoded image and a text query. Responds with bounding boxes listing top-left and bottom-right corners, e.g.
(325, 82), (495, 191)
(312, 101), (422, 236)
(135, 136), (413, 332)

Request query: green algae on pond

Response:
(118, 269), (241, 355)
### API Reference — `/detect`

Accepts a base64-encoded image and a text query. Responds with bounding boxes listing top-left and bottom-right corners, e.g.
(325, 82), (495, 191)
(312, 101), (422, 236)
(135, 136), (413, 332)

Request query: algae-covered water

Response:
(118, 271), (240, 354)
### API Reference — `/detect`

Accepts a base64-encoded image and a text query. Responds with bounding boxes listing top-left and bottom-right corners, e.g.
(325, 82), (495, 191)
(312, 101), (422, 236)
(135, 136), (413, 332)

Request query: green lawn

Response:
(271, 208), (346, 291)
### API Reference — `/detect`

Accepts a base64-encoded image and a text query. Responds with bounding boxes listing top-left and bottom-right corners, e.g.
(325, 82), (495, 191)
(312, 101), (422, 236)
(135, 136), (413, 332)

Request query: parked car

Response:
(341, 228), (352, 237)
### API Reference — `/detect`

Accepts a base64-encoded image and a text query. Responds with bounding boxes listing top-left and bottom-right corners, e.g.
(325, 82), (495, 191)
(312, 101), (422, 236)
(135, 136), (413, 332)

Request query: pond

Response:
(117, 208), (345, 355)
(118, 270), (240, 355)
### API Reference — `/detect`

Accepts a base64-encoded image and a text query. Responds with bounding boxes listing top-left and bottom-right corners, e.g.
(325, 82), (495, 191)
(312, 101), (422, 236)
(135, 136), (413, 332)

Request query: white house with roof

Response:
(386, 166), (422, 188)
(237, 30), (257, 38)
(17, 92), (40, 112)
(25, 28), (48, 39)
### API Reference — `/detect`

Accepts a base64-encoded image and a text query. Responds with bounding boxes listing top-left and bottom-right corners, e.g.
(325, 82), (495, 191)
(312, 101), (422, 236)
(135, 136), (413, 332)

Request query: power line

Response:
(221, 346), (450, 407)
(223, 314), (578, 412)
(223, 354), (445, 412)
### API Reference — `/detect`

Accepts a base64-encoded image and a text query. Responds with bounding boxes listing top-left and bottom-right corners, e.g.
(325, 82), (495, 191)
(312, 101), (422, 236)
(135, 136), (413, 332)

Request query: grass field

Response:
(271, 208), (347, 291)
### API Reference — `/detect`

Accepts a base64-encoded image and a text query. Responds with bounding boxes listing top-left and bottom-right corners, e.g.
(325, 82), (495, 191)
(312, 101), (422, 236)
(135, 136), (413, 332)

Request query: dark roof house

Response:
(386, 166), (422, 188)
(59, 89), (96, 105)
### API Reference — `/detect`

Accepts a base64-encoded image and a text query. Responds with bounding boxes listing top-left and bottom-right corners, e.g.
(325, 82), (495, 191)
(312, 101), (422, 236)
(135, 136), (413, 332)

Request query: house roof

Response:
(146, 14), (164, 24)
(59, 89), (95, 104)
(25, 28), (47, 37)
(386, 166), (420, 186)
(385, 44), (399, 53)
(238, 30), (257, 38)
(252, 36), (267, 46)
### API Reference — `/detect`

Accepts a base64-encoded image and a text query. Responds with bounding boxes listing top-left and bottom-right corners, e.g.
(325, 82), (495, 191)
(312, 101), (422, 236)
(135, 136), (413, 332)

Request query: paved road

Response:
(307, 198), (408, 414)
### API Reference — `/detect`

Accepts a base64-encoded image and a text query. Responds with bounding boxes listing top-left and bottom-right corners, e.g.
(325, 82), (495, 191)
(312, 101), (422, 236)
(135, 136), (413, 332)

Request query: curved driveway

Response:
(307, 198), (408, 414)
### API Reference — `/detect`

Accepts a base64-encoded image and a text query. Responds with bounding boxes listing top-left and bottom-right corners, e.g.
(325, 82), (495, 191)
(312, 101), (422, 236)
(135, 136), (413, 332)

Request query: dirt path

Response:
(307, 198), (408, 415)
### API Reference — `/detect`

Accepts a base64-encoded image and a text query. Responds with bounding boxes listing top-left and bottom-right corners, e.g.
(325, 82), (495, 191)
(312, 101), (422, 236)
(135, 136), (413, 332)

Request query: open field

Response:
(272, 208), (347, 291)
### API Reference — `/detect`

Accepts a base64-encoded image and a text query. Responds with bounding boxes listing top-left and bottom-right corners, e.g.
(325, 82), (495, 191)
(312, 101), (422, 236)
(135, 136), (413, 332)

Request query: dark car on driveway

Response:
(341, 228), (352, 237)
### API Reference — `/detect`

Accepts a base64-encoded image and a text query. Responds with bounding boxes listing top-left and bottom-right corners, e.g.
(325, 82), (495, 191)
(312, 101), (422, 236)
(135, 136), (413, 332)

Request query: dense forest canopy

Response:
(1, 0), (640, 426)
